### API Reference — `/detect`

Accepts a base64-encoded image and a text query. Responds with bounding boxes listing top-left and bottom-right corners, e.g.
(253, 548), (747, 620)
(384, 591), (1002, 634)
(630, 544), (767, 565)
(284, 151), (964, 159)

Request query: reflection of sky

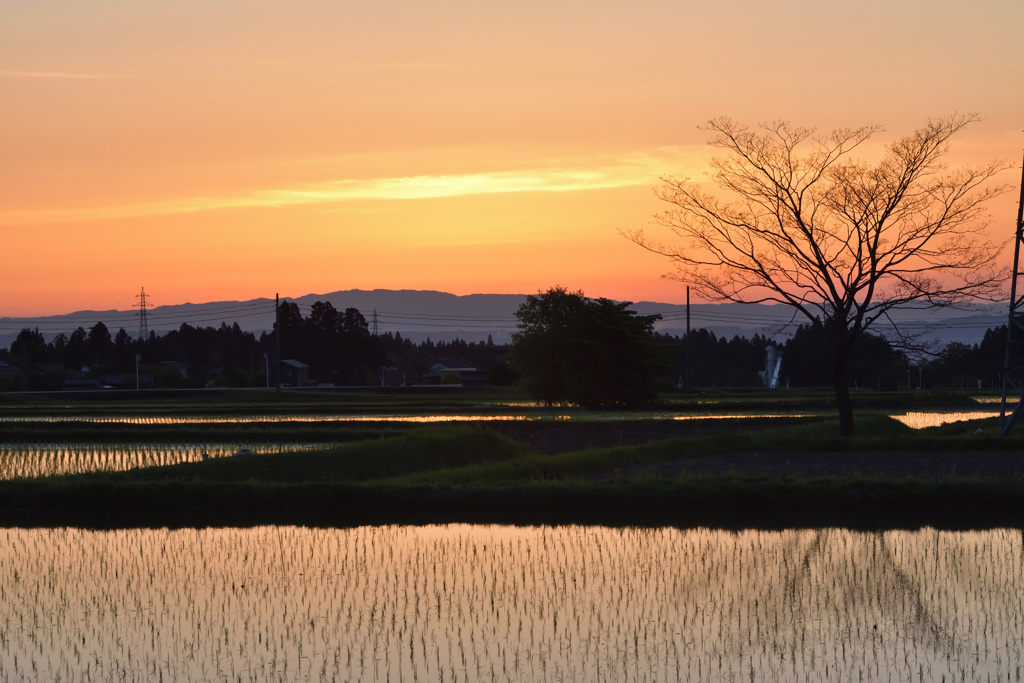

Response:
(0, 443), (324, 479)
(892, 411), (999, 429)
(1, 410), (997, 429)
(0, 412), (820, 424)
(0, 414), (544, 424)
(0, 525), (1019, 681)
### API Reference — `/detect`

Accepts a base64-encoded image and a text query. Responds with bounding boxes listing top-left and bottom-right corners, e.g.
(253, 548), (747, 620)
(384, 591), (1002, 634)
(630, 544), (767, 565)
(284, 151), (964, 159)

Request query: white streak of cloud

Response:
(1, 147), (704, 225)
(0, 69), (125, 80)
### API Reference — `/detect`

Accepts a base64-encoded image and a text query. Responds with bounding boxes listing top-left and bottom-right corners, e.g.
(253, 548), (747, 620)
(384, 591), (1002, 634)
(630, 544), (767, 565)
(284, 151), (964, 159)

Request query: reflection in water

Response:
(892, 410), (999, 429)
(0, 414), (545, 424)
(0, 412), (816, 425)
(0, 443), (326, 479)
(0, 525), (1019, 681)
(672, 413), (811, 421)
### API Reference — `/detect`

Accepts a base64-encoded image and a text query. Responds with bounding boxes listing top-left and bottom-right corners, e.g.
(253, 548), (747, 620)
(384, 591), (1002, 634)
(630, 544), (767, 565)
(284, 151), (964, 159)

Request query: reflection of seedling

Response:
(0, 525), (1018, 680)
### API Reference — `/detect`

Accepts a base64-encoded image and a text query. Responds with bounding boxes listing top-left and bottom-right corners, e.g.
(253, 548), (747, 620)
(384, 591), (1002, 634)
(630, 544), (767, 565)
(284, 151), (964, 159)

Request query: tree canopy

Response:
(510, 287), (667, 408)
(627, 114), (1008, 434)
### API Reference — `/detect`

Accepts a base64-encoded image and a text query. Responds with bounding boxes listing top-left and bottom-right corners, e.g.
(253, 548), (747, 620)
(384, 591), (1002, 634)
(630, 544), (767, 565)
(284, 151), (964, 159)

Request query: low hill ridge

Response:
(0, 289), (1008, 348)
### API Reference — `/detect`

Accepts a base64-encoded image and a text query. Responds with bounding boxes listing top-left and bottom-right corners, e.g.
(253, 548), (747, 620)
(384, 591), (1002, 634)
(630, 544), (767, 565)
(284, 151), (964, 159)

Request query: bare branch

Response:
(624, 115), (1012, 435)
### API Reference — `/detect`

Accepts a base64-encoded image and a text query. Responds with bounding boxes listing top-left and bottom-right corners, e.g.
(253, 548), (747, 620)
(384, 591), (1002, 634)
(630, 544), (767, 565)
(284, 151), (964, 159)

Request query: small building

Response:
(100, 374), (126, 389)
(427, 362), (488, 387)
(280, 359), (311, 387)
(380, 366), (405, 387)
(62, 377), (102, 390)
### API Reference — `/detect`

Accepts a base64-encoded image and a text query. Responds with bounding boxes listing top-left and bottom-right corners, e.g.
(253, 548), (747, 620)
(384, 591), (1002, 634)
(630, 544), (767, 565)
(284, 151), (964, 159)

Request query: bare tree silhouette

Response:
(627, 114), (1009, 435)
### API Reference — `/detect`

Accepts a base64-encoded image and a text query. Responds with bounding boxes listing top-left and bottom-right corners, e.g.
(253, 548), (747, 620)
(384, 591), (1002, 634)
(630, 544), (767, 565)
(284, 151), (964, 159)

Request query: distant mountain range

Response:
(0, 288), (1011, 351)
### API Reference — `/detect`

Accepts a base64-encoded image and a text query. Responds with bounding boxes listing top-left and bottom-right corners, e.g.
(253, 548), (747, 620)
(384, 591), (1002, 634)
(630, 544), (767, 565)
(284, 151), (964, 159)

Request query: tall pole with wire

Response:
(1000, 149), (1024, 434)
(275, 293), (281, 393)
(685, 285), (691, 391)
(133, 287), (150, 340)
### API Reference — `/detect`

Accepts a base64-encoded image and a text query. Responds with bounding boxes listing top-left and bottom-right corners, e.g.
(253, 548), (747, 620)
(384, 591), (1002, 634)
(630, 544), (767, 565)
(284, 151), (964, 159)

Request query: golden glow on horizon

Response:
(3, 0), (1022, 316)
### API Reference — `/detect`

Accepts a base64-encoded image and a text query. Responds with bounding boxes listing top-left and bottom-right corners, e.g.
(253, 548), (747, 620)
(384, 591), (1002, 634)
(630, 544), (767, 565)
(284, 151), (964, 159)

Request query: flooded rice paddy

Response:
(0, 407), (1004, 429)
(0, 443), (326, 480)
(0, 404), (1008, 480)
(0, 524), (1020, 682)
(0, 414), (546, 424)
(891, 410), (1000, 429)
(0, 411), (813, 425)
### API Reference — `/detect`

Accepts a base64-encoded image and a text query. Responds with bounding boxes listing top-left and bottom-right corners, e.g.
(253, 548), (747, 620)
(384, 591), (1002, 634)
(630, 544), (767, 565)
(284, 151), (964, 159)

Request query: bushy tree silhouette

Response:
(511, 287), (668, 407)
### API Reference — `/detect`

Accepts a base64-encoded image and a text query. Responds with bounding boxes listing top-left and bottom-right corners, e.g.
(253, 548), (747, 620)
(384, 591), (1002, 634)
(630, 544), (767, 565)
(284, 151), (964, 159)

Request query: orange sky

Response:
(3, 0), (1022, 316)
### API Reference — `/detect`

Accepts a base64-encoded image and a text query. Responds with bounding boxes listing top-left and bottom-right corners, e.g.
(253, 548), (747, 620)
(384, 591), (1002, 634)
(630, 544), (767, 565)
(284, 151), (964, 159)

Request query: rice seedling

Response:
(891, 411), (1001, 430)
(0, 443), (329, 480)
(0, 525), (1020, 681)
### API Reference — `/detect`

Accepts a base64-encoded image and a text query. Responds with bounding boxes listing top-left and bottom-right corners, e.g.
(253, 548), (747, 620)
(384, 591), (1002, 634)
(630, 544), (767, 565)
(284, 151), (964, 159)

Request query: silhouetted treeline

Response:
(778, 321), (910, 389)
(919, 325), (1018, 390)
(647, 322), (1012, 390)
(274, 301), (386, 385)
(1, 320), (271, 390)
(777, 321), (1014, 390)
(0, 304), (1016, 391)
(0, 301), (511, 390)
(653, 329), (777, 388)
(377, 332), (513, 386)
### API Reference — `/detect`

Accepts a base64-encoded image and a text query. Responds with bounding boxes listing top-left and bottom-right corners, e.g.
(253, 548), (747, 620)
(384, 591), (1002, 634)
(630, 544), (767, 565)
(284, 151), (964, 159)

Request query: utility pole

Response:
(274, 294), (282, 395)
(685, 285), (691, 391)
(1001, 149), (1024, 435)
(372, 308), (379, 337)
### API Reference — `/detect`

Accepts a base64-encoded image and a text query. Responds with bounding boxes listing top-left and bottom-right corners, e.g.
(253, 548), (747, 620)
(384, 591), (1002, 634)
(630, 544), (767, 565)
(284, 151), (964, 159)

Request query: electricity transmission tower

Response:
(134, 287), (150, 340)
(999, 152), (1024, 435)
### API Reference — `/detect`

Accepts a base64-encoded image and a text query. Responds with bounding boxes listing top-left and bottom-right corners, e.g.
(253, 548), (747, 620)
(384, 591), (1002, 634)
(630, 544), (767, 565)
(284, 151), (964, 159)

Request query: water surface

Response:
(892, 410), (999, 429)
(0, 525), (1019, 682)
(0, 443), (326, 479)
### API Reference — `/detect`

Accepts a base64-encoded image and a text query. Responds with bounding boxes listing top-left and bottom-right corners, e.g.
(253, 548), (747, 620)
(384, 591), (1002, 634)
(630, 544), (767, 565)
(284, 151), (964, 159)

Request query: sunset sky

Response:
(4, 0), (1023, 316)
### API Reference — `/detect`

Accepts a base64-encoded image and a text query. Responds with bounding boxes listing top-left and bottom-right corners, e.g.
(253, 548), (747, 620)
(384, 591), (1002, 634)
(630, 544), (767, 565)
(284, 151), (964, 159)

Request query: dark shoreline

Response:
(3, 476), (1023, 531)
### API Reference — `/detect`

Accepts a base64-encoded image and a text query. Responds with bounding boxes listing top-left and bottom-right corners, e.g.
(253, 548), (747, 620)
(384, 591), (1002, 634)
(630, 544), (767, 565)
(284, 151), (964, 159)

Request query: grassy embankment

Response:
(0, 388), (1021, 527)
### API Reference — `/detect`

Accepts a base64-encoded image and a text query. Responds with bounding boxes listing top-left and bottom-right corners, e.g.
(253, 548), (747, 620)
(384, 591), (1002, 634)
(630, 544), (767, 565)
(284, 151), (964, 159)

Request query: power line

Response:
(0, 301), (272, 330)
(0, 309), (274, 332)
(0, 300), (269, 325)
(0, 297), (1010, 339)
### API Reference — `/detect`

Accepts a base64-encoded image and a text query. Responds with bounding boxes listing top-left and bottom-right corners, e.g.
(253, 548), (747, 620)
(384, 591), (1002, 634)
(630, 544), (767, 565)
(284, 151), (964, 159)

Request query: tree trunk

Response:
(834, 352), (854, 437)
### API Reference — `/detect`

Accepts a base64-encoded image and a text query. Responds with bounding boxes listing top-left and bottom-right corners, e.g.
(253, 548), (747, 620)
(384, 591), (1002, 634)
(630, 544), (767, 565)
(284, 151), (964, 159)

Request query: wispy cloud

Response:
(1, 147), (704, 225)
(261, 167), (641, 204)
(158, 55), (473, 72)
(0, 69), (127, 80)
(362, 61), (476, 72)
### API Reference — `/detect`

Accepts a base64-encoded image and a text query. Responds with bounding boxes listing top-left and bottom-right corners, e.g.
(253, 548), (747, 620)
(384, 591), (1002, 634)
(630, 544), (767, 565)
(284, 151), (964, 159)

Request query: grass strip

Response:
(2, 412), (1024, 528)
